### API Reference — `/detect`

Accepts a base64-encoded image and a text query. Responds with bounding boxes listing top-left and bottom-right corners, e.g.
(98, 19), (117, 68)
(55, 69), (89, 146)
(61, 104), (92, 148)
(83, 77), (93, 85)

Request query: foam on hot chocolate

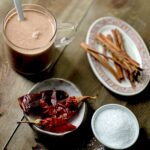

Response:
(5, 10), (55, 53)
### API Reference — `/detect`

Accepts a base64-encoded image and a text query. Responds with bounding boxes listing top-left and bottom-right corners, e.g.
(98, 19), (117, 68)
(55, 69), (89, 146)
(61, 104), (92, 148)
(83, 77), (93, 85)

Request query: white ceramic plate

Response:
(86, 16), (150, 96)
(25, 78), (86, 136)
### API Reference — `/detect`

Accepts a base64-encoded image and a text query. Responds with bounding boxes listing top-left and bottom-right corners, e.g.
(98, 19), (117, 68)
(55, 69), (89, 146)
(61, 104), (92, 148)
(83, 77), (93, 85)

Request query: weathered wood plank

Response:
(3, 0), (150, 149)
(0, 0), (94, 149)
(5, 0), (128, 149)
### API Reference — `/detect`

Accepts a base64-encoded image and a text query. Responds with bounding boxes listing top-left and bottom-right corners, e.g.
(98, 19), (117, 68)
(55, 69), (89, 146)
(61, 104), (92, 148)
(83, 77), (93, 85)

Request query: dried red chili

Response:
(39, 98), (78, 120)
(18, 89), (78, 133)
(18, 90), (68, 113)
(44, 122), (76, 133)
(18, 89), (95, 133)
(39, 117), (76, 133)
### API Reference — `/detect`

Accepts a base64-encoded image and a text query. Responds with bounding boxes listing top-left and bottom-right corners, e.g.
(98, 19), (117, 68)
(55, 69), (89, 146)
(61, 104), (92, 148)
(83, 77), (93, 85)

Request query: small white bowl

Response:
(91, 104), (139, 149)
(25, 78), (87, 136)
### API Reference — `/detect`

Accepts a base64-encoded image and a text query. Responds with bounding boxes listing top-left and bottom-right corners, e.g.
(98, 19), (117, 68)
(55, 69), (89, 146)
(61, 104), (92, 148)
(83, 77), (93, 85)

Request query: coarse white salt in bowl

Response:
(91, 104), (139, 149)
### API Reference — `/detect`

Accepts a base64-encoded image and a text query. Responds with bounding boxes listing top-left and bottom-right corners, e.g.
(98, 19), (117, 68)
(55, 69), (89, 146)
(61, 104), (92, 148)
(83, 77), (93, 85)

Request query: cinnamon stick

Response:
(112, 29), (120, 48)
(101, 33), (139, 67)
(113, 29), (136, 86)
(96, 33), (140, 71)
(115, 29), (124, 51)
(107, 34), (124, 80)
(80, 42), (120, 81)
(81, 44), (127, 69)
(115, 29), (138, 66)
(96, 32), (142, 84)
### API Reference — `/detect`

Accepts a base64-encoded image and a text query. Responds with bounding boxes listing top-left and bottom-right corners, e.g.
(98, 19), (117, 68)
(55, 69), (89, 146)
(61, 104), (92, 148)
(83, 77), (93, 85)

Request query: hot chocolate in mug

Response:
(3, 4), (76, 75)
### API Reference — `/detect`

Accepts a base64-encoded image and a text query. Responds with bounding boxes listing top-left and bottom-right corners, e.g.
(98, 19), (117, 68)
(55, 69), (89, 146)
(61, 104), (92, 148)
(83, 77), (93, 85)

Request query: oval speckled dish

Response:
(25, 78), (87, 136)
(86, 16), (150, 96)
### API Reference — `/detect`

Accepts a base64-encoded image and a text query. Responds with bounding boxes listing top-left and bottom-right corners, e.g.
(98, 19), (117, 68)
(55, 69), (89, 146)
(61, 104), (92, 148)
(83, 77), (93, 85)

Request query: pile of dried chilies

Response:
(81, 29), (143, 86)
(18, 89), (95, 133)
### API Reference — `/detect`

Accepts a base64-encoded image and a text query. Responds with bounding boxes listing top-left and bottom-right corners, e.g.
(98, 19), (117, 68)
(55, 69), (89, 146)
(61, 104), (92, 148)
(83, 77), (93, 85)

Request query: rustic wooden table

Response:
(0, 0), (150, 149)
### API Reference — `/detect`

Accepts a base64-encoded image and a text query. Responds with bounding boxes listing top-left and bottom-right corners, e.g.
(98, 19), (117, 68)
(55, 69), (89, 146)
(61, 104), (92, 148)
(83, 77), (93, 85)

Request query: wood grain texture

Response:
(0, 0), (94, 149)
(2, 0), (150, 149)
(5, 0), (125, 149)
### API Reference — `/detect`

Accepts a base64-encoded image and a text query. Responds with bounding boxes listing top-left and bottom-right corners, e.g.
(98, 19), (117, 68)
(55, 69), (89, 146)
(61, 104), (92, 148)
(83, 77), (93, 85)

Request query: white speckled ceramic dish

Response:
(86, 16), (150, 96)
(25, 78), (87, 136)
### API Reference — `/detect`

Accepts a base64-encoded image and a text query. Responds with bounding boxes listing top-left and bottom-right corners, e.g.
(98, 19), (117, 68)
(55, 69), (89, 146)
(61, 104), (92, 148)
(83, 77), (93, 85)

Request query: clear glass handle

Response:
(54, 23), (76, 48)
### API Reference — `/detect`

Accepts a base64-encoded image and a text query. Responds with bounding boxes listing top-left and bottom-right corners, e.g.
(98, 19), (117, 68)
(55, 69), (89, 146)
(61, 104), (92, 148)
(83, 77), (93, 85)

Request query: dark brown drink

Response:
(3, 4), (57, 75)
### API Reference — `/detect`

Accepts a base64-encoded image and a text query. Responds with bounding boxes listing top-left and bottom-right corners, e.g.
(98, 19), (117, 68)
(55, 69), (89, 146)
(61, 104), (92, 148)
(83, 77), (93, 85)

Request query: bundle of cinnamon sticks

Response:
(80, 29), (143, 86)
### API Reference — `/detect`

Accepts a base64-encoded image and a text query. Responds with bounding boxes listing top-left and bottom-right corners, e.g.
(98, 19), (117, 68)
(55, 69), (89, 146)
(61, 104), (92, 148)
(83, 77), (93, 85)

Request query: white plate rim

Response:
(86, 16), (150, 96)
(24, 78), (86, 136)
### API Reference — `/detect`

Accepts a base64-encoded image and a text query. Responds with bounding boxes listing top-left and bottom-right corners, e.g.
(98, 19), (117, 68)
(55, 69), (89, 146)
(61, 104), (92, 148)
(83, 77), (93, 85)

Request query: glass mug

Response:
(3, 4), (76, 75)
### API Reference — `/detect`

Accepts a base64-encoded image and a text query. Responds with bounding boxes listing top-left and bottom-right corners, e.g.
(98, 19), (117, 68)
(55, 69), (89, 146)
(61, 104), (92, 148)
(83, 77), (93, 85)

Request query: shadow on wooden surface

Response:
(126, 128), (150, 150)
(107, 81), (150, 104)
